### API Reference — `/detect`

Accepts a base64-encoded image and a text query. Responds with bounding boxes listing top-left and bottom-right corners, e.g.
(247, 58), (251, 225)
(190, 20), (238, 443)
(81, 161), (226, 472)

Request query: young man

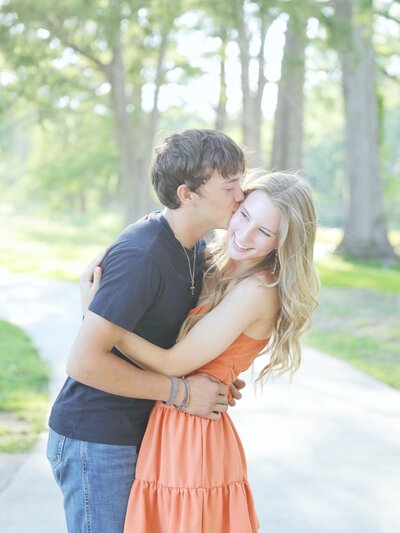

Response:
(47, 129), (245, 533)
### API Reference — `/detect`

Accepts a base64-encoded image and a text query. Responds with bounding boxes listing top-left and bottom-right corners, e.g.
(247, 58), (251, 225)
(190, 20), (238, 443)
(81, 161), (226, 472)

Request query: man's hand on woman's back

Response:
(80, 249), (107, 314)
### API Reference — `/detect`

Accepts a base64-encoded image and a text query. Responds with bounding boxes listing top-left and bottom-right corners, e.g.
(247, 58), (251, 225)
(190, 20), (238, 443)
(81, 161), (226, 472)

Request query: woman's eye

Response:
(260, 229), (271, 237)
(240, 210), (248, 219)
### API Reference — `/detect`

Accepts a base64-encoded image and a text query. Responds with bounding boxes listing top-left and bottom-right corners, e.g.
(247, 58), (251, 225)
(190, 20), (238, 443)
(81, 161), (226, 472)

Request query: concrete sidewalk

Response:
(0, 271), (81, 533)
(0, 270), (399, 533)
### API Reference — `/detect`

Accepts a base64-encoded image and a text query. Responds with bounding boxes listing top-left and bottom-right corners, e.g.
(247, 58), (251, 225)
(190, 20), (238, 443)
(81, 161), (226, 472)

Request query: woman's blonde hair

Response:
(178, 171), (320, 383)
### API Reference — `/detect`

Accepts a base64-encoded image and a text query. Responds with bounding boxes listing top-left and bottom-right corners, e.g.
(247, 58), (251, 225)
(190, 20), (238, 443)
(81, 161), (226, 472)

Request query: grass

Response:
(316, 254), (400, 294)
(308, 330), (400, 389)
(315, 227), (400, 293)
(0, 213), (121, 281)
(308, 230), (400, 389)
(0, 320), (50, 452)
(305, 286), (400, 389)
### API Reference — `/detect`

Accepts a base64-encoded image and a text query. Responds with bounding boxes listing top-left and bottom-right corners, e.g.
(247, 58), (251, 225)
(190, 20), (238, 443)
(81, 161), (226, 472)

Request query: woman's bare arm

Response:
(117, 278), (277, 376)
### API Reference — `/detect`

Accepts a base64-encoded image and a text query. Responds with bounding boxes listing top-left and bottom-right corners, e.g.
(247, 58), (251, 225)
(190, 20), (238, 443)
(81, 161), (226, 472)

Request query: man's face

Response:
(191, 170), (245, 230)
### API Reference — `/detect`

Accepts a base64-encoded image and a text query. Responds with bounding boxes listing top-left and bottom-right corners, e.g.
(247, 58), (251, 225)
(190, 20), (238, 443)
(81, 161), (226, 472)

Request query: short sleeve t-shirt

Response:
(49, 212), (205, 445)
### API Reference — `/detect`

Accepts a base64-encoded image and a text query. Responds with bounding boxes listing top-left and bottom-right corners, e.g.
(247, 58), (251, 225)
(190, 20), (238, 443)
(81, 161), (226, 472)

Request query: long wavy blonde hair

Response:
(178, 171), (320, 383)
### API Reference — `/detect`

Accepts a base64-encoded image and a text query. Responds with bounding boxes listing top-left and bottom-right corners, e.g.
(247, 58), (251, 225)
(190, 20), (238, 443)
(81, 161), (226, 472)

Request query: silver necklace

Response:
(180, 244), (197, 296)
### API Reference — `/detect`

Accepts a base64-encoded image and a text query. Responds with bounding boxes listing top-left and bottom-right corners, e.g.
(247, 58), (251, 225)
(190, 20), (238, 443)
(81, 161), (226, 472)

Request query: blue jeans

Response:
(46, 429), (137, 533)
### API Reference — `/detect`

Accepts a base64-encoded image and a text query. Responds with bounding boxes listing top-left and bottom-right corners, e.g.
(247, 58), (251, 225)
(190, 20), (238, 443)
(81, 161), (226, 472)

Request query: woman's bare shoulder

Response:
(228, 273), (278, 307)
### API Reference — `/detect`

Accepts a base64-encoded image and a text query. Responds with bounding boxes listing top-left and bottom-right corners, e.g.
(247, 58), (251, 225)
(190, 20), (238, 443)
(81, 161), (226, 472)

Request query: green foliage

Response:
(303, 75), (345, 226)
(0, 320), (49, 452)
(0, 213), (122, 280)
(29, 112), (118, 212)
(302, 12), (400, 229)
(381, 80), (400, 227)
(0, 0), (399, 229)
(0, 0), (210, 220)
(0, 105), (118, 214)
(308, 229), (400, 389)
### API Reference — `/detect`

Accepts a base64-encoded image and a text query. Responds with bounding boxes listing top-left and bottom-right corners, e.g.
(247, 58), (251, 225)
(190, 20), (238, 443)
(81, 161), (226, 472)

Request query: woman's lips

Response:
(232, 234), (252, 252)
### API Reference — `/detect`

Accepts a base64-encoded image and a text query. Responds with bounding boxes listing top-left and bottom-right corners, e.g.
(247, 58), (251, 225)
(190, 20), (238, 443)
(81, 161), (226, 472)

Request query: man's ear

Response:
(176, 184), (194, 205)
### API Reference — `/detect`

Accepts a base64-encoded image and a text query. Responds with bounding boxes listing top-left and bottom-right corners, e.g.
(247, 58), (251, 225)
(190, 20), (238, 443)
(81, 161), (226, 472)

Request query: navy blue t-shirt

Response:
(49, 212), (205, 445)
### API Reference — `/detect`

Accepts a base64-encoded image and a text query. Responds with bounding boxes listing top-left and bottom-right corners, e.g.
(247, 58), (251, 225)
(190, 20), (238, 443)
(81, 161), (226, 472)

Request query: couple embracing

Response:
(47, 129), (319, 532)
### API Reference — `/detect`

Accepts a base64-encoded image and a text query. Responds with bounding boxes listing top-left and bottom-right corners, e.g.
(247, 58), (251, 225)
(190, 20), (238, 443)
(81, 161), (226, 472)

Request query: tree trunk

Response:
(215, 35), (228, 131)
(234, 2), (270, 167)
(128, 107), (154, 224)
(105, 30), (140, 224)
(271, 16), (305, 171)
(334, 0), (396, 258)
(129, 25), (171, 222)
(246, 12), (269, 167)
(234, 0), (252, 153)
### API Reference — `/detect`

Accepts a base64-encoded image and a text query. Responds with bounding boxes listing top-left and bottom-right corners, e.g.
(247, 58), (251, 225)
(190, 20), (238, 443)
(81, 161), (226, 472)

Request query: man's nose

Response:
(234, 182), (244, 202)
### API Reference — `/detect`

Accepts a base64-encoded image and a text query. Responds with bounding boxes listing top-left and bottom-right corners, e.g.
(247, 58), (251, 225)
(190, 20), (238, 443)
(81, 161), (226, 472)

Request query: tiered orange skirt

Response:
(124, 402), (259, 532)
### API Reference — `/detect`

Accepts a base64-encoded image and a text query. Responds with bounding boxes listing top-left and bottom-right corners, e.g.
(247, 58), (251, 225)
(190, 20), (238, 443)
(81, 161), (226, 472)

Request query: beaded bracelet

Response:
(175, 376), (190, 410)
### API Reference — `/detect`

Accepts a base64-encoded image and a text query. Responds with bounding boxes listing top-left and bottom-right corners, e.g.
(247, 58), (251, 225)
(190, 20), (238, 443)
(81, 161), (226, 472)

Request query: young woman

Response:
(83, 172), (319, 532)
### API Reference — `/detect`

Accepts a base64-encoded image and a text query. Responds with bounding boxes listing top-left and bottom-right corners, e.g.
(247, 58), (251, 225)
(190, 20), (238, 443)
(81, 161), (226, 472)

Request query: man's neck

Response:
(163, 208), (210, 249)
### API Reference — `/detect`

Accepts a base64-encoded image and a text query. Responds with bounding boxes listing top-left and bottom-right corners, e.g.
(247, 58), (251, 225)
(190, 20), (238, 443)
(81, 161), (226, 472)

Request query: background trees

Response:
(333, 0), (396, 258)
(0, 0), (399, 258)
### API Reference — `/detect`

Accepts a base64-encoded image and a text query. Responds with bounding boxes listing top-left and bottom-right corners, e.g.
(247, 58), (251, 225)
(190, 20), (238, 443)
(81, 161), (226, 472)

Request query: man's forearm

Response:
(66, 349), (179, 402)
(66, 312), (229, 418)
(66, 312), (186, 403)
(66, 350), (228, 419)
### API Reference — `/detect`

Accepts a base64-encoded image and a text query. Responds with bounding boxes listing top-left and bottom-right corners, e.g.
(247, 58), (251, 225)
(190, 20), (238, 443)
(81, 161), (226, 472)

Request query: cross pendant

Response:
(190, 283), (195, 296)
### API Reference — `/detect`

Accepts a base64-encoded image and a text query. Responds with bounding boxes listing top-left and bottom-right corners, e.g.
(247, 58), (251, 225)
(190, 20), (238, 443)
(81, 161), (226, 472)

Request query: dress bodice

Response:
(188, 304), (269, 386)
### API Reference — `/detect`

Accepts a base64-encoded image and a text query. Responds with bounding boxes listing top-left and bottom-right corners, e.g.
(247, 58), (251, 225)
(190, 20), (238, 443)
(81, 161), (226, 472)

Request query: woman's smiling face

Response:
(227, 190), (281, 270)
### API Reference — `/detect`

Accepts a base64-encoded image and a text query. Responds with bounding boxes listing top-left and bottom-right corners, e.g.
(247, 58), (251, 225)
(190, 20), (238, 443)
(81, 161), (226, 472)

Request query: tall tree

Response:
(333, 0), (396, 258)
(271, 13), (306, 170)
(0, 0), (186, 222)
(189, 0), (236, 132)
(214, 27), (229, 131)
(232, 0), (273, 166)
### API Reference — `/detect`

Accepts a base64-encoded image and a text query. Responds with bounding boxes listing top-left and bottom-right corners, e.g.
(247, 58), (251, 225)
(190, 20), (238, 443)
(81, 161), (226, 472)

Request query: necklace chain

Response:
(180, 244), (197, 296)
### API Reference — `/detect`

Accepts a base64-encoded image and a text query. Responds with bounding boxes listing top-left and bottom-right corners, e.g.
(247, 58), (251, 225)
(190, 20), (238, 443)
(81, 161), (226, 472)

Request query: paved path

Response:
(0, 270), (399, 533)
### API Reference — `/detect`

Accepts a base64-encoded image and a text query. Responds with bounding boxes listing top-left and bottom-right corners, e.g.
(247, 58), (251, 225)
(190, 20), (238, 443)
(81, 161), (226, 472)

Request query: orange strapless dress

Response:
(124, 305), (268, 533)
